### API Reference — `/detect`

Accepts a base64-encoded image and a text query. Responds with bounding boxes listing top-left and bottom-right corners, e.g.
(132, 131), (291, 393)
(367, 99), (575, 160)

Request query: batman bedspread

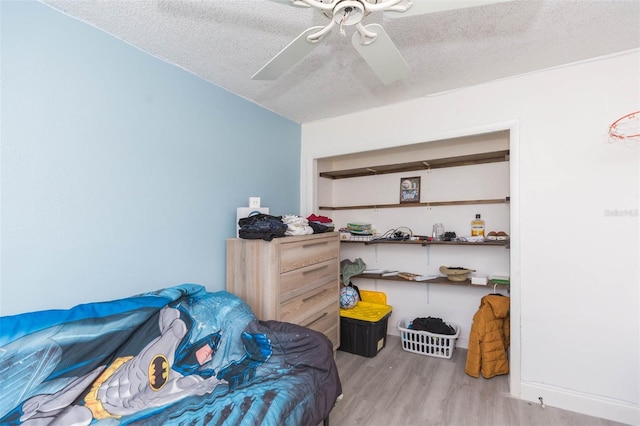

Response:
(0, 284), (342, 425)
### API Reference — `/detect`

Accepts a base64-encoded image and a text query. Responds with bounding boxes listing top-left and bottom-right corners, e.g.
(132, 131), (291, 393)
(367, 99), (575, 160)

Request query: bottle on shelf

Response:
(471, 214), (485, 237)
(432, 223), (445, 241)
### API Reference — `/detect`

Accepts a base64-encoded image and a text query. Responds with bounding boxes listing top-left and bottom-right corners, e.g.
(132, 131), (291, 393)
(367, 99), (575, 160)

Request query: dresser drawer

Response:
(280, 259), (339, 303)
(279, 236), (339, 273)
(300, 302), (340, 348)
(280, 281), (338, 325)
(323, 323), (339, 350)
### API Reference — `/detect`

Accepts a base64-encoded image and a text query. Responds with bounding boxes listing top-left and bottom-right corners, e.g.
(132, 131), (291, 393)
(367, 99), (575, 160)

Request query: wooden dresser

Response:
(226, 232), (340, 351)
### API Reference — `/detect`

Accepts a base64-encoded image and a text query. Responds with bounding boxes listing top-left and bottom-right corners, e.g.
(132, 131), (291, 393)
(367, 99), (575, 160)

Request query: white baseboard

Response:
(388, 332), (637, 423)
(456, 335), (469, 349)
(520, 381), (639, 425)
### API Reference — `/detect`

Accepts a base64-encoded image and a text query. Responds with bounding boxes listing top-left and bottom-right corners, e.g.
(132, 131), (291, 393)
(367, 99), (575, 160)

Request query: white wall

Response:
(301, 51), (639, 424)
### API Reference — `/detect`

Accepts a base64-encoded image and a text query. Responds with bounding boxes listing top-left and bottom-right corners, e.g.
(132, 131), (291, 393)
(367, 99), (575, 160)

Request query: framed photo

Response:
(399, 176), (421, 204)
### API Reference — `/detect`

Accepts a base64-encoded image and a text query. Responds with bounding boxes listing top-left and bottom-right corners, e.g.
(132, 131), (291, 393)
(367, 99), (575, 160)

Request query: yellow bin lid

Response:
(359, 289), (387, 305)
(340, 301), (392, 322)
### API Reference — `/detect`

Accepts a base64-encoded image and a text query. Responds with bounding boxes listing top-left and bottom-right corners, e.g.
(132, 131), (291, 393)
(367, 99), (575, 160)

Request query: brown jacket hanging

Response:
(465, 294), (510, 379)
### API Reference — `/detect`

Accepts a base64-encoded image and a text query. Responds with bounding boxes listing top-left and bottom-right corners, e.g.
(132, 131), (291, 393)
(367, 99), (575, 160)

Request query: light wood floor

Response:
(328, 335), (625, 426)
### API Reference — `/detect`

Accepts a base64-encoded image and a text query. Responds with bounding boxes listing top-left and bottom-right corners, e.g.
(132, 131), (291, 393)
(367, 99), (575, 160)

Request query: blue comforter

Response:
(0, 284), (342, 425)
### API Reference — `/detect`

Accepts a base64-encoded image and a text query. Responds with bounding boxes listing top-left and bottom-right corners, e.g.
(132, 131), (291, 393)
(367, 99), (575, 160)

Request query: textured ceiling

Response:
(42, 0), (640, 124)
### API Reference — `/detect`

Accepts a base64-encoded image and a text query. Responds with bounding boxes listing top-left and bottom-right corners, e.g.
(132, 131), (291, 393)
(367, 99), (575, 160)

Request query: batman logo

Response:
(148, 354), (169, 391)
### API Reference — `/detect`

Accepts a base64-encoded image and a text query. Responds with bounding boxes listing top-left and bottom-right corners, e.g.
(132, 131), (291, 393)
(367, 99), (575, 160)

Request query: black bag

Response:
(238, 214), (288, 241)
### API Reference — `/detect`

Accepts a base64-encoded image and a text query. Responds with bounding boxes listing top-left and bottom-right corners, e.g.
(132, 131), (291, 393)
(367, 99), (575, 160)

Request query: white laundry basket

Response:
(397, 318), (460, 359)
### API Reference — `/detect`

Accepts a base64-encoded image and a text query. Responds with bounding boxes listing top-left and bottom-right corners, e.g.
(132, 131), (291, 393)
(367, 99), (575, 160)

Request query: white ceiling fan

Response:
(252, 0), (511, 85)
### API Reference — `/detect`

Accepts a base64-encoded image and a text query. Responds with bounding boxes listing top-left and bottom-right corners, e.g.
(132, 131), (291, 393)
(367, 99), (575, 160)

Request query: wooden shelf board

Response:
(340, 239), (508, 247)
(319, 150), (509, 180)
(423, 240), (509, 247)
(320, 198), (508, 211)
(353, 274), (509, 288)
(342, 239), (426, 246)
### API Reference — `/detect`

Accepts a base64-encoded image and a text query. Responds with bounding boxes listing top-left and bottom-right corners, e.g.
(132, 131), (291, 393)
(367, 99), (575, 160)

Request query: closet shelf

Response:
(341, 239), (510, 248)
(319, 197), (509, 211)
(319, 150), (509, 180)
(424, 240), (509, 247)
(353, 273), (510, 288)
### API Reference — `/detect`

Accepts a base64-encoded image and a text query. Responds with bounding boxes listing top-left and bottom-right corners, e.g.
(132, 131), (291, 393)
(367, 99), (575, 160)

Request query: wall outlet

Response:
(249, 197), (261, 208)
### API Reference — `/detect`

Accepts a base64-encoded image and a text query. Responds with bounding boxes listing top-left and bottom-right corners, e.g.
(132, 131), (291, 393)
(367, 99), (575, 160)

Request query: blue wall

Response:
(0, 1), (301, 315)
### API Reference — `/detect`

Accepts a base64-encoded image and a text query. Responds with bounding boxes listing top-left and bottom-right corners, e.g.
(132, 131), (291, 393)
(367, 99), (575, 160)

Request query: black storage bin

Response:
(339, 312), (392, 358)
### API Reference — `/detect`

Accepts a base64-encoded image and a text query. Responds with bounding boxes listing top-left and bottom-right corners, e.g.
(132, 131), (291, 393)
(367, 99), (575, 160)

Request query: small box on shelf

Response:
(490, 275), (510, 285)
(471, 275), (488, 285)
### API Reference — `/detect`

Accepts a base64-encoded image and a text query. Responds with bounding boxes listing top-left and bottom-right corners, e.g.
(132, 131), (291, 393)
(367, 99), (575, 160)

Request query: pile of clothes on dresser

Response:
(238, 213), (334, 241)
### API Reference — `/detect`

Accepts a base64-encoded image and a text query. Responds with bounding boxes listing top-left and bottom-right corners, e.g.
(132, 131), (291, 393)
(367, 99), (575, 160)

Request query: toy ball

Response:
(340, 286), (359, 309)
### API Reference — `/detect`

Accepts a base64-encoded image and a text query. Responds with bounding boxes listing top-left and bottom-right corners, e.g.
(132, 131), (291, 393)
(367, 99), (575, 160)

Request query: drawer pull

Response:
(302, 265), (328, 275)
(303, 312), (328, 328)
(301, 241), (328, 249)
(302, 290), (327, 303)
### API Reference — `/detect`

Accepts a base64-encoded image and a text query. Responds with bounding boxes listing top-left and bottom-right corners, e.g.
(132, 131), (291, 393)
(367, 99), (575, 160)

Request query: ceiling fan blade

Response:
(386, 0), (512, 18)
(268, 0), (310, 7)
(252, 26), (325, 81)
(351, 24), (410, 85)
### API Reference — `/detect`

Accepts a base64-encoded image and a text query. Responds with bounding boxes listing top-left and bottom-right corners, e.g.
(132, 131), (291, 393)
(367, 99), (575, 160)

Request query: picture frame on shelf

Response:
(399, 176), (421, 204)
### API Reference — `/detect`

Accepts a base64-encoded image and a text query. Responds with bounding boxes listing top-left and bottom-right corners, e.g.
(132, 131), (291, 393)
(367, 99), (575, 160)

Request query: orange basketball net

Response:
(608, 110), (640, 141)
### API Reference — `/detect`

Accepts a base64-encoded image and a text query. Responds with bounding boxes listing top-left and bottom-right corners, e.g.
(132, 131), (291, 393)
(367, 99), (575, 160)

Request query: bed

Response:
(0, 284), (342, 425)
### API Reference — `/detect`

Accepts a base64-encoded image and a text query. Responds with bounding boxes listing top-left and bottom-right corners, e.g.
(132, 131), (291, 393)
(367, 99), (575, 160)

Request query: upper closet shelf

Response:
(319, 197), (509, 211)
(319, 150), (509, 180)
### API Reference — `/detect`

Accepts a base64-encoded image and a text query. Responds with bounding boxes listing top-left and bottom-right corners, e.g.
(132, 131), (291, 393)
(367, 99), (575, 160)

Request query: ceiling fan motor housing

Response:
(328, 1), (365, 25)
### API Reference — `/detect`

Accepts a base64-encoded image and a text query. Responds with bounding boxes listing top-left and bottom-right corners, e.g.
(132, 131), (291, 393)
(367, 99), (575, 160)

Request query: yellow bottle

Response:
(471, 214), (485, 237)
